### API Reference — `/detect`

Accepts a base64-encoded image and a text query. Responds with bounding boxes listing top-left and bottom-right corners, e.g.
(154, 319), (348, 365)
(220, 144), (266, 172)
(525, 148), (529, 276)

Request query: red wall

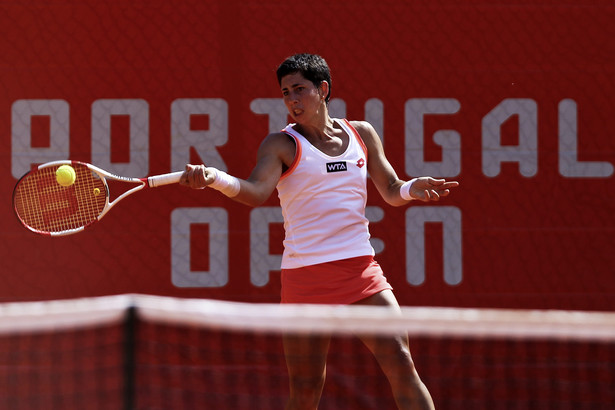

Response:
(2, 1), (614, 310)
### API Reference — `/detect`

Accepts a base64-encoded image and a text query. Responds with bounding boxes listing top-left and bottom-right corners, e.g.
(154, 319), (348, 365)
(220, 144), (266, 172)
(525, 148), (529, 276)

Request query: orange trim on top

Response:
(279, 132), (302, 180)
(343, 119), (368, 162)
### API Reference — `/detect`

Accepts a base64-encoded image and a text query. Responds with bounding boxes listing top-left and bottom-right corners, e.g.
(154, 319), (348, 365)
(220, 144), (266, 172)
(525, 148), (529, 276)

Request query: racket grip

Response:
(147, 171), (184, 187)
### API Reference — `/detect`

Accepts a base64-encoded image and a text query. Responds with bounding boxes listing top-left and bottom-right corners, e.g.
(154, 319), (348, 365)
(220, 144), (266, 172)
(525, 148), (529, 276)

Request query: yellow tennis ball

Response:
(56, 165), (76, 187)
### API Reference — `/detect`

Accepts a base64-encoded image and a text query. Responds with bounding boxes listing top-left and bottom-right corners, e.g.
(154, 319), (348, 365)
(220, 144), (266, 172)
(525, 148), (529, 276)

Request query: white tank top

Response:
(277, 119), (375, 269)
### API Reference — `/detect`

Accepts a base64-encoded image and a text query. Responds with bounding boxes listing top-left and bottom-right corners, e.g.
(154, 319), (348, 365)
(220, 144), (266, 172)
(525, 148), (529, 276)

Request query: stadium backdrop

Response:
(2, 0), (614, 310)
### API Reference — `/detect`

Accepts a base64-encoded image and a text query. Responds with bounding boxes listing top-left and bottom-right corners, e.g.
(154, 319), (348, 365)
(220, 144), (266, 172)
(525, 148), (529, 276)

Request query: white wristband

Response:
(400, 178), (418, 201)
(207, 168), (240, 198)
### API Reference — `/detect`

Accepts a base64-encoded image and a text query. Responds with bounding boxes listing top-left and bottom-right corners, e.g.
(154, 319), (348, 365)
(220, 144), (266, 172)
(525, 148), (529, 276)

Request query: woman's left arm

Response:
(351, 121), (459, 206)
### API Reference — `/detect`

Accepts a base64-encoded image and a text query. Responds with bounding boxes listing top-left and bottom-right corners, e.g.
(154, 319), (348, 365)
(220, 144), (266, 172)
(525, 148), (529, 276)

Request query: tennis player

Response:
(180, 53), (458, 409)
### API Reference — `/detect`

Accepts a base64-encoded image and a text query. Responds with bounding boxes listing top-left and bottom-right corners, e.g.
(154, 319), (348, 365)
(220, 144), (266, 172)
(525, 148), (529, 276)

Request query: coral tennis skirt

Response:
(280, 255), (393, 305)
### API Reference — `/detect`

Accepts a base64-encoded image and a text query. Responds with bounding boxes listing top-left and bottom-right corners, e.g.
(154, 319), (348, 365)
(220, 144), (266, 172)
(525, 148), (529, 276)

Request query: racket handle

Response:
(147, 171), (184, 187)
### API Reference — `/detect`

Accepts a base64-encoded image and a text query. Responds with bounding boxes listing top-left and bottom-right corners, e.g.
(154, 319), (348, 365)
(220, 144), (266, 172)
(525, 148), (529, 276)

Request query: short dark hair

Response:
(276, 53), (332, 103)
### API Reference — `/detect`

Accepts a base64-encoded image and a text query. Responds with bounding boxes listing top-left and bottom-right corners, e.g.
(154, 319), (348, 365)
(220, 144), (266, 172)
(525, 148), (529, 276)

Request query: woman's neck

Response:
(295, 106), (334, 141)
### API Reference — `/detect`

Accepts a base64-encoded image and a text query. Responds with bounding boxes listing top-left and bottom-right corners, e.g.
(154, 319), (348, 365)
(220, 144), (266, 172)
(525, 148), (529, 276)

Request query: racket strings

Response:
(13, 164), (107, 234)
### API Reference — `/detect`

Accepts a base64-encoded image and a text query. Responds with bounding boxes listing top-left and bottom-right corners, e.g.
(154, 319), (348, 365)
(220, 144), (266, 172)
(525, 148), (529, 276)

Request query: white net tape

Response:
(2, 294), (614, 341)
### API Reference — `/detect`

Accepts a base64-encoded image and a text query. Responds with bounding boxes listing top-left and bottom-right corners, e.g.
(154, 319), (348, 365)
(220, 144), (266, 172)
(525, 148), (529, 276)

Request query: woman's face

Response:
(280, 72), (325, 124)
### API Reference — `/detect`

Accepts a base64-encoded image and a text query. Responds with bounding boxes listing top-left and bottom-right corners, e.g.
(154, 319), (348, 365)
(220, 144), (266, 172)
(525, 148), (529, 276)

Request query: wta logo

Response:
(326, 161), (347, 173)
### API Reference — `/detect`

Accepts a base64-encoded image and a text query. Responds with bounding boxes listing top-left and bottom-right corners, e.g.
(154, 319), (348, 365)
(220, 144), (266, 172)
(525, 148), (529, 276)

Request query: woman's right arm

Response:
(180, 132), (295, 207)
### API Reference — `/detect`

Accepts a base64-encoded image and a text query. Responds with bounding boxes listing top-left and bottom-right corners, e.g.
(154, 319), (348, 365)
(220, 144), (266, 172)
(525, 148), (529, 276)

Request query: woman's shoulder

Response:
(343, 120), (379, 146)
(258, 131), (297, 166)
(261, 131), (297, 148)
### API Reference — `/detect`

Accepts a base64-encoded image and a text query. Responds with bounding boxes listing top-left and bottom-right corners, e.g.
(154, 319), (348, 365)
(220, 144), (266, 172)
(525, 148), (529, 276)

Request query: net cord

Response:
(1, 294), (614, 341)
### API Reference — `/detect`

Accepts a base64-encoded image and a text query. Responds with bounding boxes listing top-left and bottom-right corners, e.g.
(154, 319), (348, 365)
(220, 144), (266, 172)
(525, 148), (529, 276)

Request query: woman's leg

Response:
(283, 333), (331, 410)
(354, 290), (435, 410)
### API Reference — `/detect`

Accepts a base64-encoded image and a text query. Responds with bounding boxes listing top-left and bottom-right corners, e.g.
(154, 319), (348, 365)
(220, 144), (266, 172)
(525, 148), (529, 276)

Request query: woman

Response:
(180, 53), (458, 409)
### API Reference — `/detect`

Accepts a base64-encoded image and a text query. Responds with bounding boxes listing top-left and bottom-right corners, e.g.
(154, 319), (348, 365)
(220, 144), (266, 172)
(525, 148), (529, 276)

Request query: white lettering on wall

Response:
(482, 98), (538, 177)
(558, 99), (613, 177)
(171, 207), (229, 288)
(406, 206), (462, 286)
(250, 207), (284, 287)
(405, 98), (461, 177)
(91, 99), (149, 177)
(250, 99), (289, 133)
(365, 98), (384, 143)
(171, 98), (229, 171)
(11, 99), (70, 178)
(328, 98), (346, 119)
(10, 97), (612, 290)
(11, 97), (610, 181)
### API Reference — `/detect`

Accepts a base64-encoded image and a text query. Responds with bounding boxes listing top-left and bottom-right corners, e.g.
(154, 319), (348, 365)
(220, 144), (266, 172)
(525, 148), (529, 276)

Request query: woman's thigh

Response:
(283, 333), (331, 379)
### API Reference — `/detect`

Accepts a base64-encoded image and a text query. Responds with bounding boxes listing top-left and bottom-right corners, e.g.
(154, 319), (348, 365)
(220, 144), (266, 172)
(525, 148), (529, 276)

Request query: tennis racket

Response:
(13, 160), (184, 236)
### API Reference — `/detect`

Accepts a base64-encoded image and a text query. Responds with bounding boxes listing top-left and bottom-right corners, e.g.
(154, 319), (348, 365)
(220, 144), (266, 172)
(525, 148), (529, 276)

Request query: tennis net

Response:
(0, 294), (613, 409)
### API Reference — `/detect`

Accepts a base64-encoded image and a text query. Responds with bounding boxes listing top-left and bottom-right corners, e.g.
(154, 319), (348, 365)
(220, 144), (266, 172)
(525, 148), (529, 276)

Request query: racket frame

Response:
(13, 160), (183, 236)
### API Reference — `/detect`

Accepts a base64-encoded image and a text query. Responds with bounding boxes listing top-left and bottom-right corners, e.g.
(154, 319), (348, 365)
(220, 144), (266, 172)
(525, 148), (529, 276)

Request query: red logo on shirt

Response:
(356, 158), (365, 168)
